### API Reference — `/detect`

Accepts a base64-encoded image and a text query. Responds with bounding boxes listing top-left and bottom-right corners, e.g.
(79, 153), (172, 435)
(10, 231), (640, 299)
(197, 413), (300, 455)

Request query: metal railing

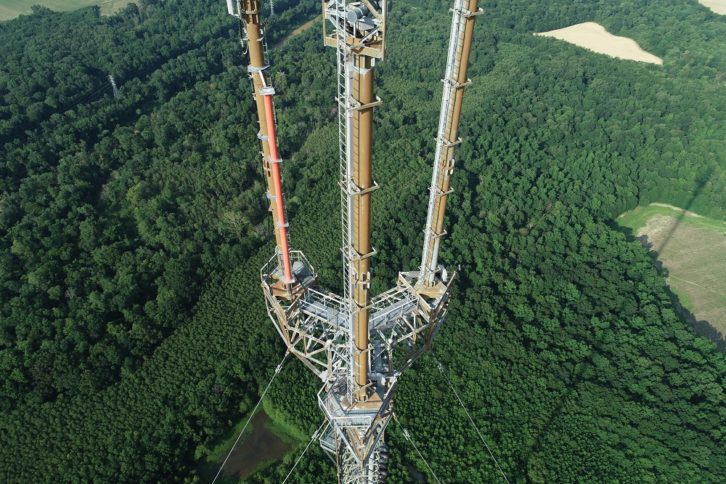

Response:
(369, 286), (417, 330)
(260, 250), (315, 282)
(318, 385), (375, 429)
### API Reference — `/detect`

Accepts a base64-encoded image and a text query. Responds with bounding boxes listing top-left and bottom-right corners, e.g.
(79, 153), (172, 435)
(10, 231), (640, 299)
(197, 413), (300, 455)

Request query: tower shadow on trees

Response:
(616, 166), (726, 353)
(642, 166), (725, 352)
(650, 166), (715, 255)
(521, 168), (724, 475)
(516, 329), (606, 478)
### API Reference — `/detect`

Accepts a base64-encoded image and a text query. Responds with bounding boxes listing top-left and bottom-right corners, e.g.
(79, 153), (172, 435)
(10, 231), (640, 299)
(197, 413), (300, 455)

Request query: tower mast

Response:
(420, 0), (481, 286)
(323, 3), (389, 480)
(236, 0), (294, 284)
(225, 1), (482, 482)
(351, 53), (375, 402)
(327, 0), (386, 405)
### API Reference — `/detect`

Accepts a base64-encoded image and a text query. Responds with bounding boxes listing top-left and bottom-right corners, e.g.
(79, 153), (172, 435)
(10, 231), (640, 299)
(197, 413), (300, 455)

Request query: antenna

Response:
(108, 75), (120, 99)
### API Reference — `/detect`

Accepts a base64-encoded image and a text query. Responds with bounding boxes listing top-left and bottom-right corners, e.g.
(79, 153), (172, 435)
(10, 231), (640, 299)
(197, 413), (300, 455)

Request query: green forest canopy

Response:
(0, 0), (724, 481)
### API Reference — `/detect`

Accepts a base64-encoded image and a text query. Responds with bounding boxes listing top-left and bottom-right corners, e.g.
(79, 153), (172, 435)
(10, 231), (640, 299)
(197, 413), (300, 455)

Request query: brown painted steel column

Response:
(352, 54), (375, 402)
(426, 0), (479, 281)
(243, 0), (292, 281)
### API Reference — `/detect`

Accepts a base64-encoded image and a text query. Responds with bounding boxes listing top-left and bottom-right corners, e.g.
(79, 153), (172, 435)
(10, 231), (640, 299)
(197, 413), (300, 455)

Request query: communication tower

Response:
(226, 1), (481, 482)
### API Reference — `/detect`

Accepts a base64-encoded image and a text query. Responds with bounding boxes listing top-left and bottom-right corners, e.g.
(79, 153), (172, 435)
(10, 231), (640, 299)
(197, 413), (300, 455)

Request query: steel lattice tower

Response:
(226, 1), (481, 482)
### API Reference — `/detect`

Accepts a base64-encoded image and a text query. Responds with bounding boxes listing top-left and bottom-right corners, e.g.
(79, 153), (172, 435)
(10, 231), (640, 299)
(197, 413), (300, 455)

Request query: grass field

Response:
(618, 204), (726, 337)
(0, 0), (132, 21)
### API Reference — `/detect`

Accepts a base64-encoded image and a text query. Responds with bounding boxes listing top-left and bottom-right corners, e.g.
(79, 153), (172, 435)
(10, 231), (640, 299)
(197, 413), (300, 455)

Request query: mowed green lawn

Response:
(0, 0), (132, 21)
(618, 204), (726, 336)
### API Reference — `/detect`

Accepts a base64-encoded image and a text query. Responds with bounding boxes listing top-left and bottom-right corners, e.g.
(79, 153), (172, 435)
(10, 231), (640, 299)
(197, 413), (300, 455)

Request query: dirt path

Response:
(649, 203), (704, 218)
(274, 17), (318, 49)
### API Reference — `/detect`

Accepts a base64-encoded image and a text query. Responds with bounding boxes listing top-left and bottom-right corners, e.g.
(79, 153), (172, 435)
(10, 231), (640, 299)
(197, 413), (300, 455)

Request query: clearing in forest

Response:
(699, 0), (726, 15)
(536, 22), (663, 65)
(196, 409), (301, 480)
(0, 0), (131, 21)
(618, 204), (726, 338)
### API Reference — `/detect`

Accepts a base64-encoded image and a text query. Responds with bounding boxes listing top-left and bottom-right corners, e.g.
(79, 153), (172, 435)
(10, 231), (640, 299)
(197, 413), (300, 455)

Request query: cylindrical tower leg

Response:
(243, 0), (294, 283)
(420, 0), (480, 285)
(351, 54), (375, 402)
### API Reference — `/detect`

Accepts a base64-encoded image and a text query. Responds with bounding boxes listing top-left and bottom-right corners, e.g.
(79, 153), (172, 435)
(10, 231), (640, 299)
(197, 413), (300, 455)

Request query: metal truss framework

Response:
(229, 1), (481, 482)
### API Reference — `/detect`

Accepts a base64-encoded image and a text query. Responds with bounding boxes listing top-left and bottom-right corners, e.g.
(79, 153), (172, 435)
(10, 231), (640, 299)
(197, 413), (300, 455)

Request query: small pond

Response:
(220, 411), (293, 480)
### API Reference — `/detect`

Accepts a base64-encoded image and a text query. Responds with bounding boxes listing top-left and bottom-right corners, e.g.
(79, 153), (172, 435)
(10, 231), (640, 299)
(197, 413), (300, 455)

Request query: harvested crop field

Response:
(699, 0), (726, 15)
(0, 0), (131, 21)
(619, 205), (726, 338)
(536, 22), (663, 65)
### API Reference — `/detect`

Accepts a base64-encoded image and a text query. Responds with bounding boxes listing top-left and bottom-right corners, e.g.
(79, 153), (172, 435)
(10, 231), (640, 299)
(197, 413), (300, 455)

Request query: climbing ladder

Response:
(331, 0), (358, 396)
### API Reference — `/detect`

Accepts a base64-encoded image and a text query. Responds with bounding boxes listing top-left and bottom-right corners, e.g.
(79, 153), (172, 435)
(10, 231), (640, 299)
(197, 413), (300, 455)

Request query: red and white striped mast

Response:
(231, 0), (294, 286)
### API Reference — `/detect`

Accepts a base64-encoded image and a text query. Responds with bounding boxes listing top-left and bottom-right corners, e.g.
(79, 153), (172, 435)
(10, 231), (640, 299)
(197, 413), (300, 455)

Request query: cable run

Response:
(434, 357), (510, 483)
(211, 351), (290, 483)
(282, 419), (329, 483)
(392, 413), (442, 484)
